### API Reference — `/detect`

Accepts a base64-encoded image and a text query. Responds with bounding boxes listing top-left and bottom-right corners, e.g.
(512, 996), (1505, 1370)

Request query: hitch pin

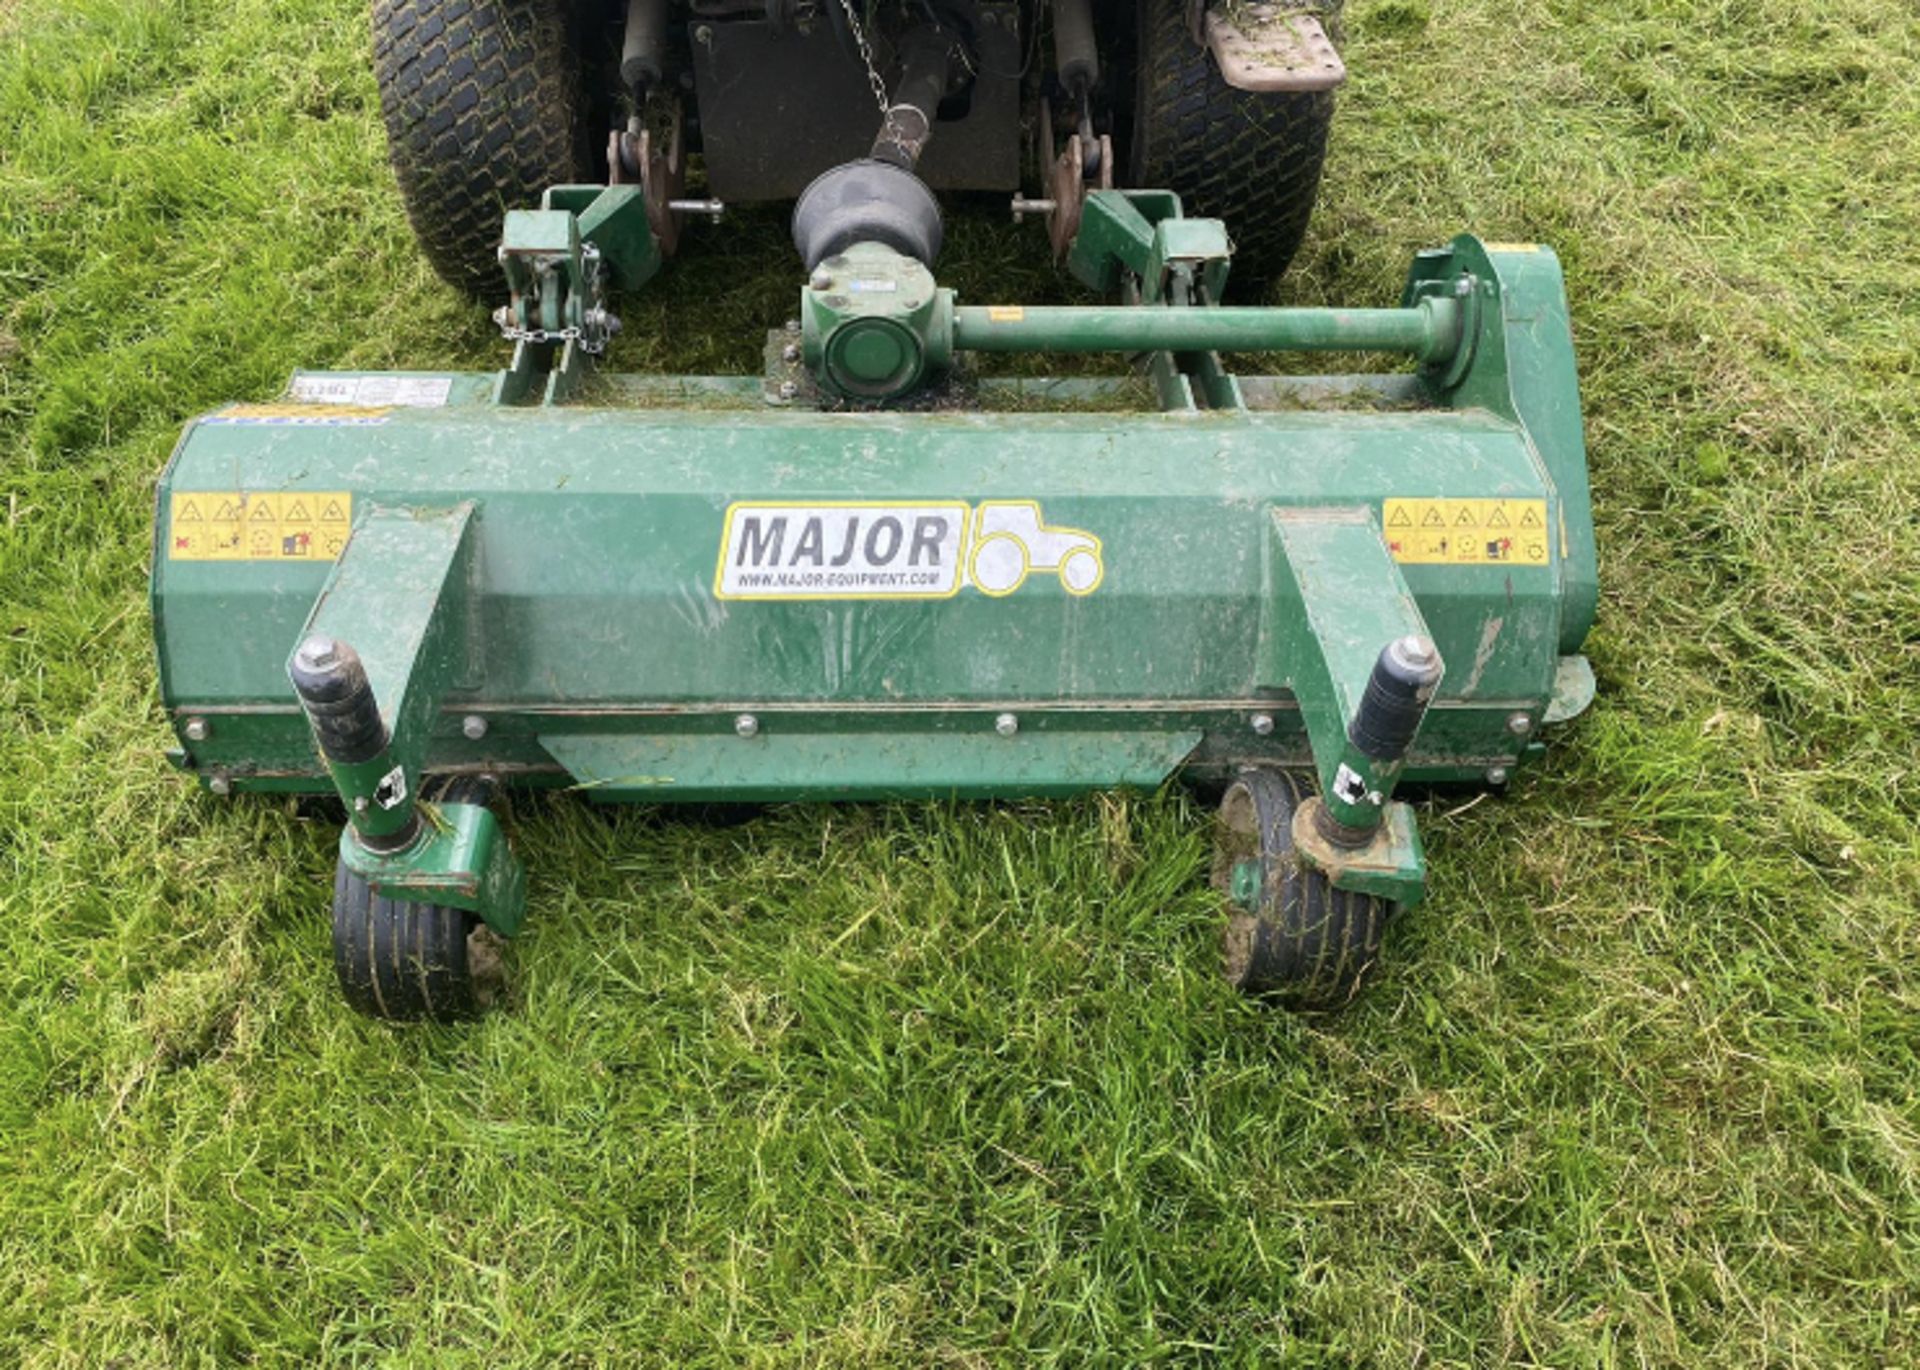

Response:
(668, 198), (726, 221)
(1010, 196), (1057, 223)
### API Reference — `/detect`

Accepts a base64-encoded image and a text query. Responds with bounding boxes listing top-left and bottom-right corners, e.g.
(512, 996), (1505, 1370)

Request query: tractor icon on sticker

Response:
(967, 501), (1104, 597)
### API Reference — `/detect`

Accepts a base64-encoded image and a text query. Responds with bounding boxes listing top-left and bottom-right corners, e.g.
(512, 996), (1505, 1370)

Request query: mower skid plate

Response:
(541, 727), (1204, 802)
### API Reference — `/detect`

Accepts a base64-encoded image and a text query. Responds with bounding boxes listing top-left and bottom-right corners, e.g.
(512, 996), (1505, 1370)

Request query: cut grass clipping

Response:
(3, 0), (1919, 1363)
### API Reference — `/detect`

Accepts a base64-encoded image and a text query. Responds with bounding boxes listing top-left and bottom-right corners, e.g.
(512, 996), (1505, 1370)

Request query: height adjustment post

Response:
(1316, 635), (1444, 845)
(290, 636), (419, 848)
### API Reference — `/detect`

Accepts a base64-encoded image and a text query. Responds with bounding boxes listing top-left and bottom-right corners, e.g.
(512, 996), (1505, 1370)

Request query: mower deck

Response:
(150, 184), (1598, 1014)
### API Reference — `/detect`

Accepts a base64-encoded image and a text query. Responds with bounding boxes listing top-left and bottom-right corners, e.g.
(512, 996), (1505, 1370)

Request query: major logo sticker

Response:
(714, 500), (1104, 601)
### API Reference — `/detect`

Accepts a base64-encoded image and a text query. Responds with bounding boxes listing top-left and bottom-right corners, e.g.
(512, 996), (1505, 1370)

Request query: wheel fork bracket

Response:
(338, 803), (527, 938)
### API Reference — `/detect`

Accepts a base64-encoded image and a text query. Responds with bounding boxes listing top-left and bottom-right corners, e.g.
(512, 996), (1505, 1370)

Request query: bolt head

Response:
(1486, 766), (1510, 786)
(785, 318), (801, 334)
(295, 634), (339, 671)
(994, 712), (1019, 738)
(183, 716), (210, 742)
(1506, 711), (1533, 737)
(810, 269), (832, 291)
(353, 795), (369, 812)
(1249, 712), (1275, 737)
(208, 772), (232, 797)
(734, 713), (759, 738)
(1388, 634), (1441, 678)
(777, 380), (798, 400)
(462, 714), (489, 741)
(782, 343), (801, 363)
(693, 23), (713, 43)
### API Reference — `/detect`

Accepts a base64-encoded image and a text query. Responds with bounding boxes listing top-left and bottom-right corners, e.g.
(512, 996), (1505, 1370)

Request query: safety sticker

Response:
(289, 374), (454, 408)
(715, 500), (1104, 601)
(1383, 498), (1551, 567)
(167, 492), (352, 561)
(202, 403), (391, 427)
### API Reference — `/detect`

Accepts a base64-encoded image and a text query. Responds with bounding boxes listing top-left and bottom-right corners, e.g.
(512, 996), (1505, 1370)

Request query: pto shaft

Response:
(953, 297), (1462, 367)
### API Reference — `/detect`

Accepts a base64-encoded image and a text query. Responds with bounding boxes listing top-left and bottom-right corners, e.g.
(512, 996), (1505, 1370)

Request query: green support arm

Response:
(287, 504), (526, 936)
(1264, 508), (1443, 907)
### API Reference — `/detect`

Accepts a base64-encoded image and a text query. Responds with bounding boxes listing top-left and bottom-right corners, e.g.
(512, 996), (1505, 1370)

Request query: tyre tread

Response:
(372, 0), (592, 298)
(1129, 0), (1337, 291)
(1215, 767), (1390, 1004)
(331, 860), (479, 1021)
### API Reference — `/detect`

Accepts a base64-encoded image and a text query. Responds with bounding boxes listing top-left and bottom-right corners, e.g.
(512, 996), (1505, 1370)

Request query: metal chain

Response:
(492, 247), (615, 354)
(836, 0), (891, 119)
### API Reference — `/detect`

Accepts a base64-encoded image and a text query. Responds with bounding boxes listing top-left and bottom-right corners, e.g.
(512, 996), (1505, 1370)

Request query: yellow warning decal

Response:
(986, 306), (1026, 323)
(203, 403), (392, 426)
(1482, 242), (1544, 254)
(1383, 498), (1551, 567)
(168, 492), (352, 561)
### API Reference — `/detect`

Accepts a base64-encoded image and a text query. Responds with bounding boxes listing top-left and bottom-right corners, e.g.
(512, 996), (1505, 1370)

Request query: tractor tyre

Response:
(1128, 0), (1338, 295)
(1212, 767), (1389, 1005)
(332, 860), (483, 1022)
(372, 0), (598, 300)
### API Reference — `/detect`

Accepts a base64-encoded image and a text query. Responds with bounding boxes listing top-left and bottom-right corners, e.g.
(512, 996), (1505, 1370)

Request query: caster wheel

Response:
(1212, 769), (1391, 1006)
(332, 861), (483, 1022)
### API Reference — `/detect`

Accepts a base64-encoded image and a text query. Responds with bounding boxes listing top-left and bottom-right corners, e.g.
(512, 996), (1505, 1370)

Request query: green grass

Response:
(3, 0), (1919, 1361)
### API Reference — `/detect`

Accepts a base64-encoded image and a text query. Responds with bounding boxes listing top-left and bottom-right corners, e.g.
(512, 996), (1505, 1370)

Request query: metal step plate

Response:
(1204, 8), (1347, 93)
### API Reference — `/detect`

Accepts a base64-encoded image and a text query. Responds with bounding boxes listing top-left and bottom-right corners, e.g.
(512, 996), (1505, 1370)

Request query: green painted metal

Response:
(150, 203), (1597, 927)
(494, 185), (659, 407)
(1405, 237), (1597, 649)
(1228, 859), (1261, 909)
(951, 298), (1460, 364)
(546, 184), (660, 291)
(293, 504), (474, 840)
(154, 398), (1582, 833)
(1066, 190), (1189, 295)
(157, 407), (1563, 695)
(542, 727), (1203, 802)
(1291, 797), (1429, 909)
(341, 801), (528, 936)
(801, 242), (954, 401)
(322, 751), (416, 843)
(1264, 508), (1434, 834)
(1042, 192), (1238, 411)
(798, 241), (1458, 401)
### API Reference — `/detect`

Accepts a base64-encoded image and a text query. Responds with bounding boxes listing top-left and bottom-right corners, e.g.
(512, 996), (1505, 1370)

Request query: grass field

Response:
(3, 0), (1919, 1361)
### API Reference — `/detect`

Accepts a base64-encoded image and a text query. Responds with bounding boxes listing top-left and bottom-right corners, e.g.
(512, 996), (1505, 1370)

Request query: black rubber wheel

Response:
(332, 860), (482, 1022)
(1127, 0), (1338, 294)
(372, 0), (598, 299)
(1212, 767), (1389, 1005)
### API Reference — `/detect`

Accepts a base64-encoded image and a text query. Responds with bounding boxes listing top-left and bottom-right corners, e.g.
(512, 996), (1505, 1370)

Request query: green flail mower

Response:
(151, 164), (1595, 1019)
